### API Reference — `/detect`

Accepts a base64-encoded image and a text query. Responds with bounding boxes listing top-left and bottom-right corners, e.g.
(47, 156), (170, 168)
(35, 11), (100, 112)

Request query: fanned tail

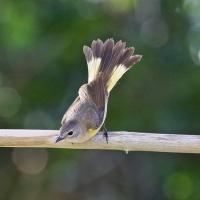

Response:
(83, 38), (142, 93)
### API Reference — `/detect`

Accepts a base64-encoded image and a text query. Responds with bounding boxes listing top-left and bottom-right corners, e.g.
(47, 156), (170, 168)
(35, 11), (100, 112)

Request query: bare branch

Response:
(0, 129), (200, 153)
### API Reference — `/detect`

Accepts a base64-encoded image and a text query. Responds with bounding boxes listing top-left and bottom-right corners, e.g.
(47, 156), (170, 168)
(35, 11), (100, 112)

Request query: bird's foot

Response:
(102, 125), (108, 144)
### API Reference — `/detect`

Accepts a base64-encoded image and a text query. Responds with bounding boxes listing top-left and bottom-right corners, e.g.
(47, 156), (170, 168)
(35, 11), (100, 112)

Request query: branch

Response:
(0, 129), (200, 154)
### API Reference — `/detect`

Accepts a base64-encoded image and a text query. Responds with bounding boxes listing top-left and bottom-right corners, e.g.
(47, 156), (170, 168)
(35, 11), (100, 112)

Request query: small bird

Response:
(56, 38), (142, 143)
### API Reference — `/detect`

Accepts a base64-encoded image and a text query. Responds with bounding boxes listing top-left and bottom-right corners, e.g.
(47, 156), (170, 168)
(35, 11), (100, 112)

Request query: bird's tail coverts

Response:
(83, 38), (142, 93)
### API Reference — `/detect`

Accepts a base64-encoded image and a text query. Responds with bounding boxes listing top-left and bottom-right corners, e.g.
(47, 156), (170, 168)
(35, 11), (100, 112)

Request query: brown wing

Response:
(79, 75), (107, 108)
(79, 75), (108, 127)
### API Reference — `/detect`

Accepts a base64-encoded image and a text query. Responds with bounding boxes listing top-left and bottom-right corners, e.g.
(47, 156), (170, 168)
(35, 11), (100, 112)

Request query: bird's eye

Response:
(68, 131), (73, 136)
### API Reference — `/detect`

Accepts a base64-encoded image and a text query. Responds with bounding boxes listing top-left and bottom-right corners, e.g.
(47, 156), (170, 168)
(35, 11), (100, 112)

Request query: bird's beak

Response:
(55, 136), (64, 143)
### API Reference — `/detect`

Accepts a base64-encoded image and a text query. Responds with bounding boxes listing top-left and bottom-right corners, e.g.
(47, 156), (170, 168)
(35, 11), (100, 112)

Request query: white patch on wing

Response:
(87, 58), (101, 83)
(107, 64), (128, 92)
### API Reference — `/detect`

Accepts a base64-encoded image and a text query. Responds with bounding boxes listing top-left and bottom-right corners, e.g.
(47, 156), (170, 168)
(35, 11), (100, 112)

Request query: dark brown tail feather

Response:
(83, 38), (142, 92)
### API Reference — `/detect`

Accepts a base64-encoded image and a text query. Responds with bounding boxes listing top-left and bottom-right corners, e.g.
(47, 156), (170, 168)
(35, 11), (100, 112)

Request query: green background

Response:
(0, 0), (200, 199)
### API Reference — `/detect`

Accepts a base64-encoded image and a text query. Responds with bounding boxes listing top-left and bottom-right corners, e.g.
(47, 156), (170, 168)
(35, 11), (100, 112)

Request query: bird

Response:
(56, 38), (142, 143)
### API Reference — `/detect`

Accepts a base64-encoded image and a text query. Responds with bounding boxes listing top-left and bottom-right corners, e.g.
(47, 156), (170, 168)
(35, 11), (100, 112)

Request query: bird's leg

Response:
(102, 124), (108, 143)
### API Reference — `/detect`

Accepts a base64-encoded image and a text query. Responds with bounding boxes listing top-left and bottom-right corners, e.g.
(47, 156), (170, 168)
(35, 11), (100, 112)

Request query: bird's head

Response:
(56, 120), (87, 143)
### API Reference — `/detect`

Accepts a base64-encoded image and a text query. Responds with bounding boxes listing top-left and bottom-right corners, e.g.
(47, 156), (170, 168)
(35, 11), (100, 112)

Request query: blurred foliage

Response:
(1, 0), (200, 199)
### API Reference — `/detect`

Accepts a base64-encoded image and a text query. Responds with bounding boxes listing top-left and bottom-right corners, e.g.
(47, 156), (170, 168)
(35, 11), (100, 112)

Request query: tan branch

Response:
(0, 129), (200, 153)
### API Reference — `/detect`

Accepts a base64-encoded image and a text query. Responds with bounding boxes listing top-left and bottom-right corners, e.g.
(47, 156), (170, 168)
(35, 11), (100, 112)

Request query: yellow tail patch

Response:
(107, 65), (128, 92)
(87, 58), (101, 83)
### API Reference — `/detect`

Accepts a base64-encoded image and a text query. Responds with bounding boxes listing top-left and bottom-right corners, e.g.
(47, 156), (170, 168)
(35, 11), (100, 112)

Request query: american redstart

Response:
(56, 38), (142, 143)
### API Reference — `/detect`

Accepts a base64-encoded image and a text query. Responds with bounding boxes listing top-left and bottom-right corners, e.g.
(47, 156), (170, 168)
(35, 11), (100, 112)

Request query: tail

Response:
(83, 38), (142, 93)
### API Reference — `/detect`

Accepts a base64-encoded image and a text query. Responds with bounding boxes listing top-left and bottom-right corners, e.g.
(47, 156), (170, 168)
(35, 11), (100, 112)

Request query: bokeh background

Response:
(0, 0), (200, 199)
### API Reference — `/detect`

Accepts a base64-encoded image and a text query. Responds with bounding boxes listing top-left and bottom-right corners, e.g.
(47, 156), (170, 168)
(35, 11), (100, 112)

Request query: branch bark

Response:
(0, 129), (200, 154)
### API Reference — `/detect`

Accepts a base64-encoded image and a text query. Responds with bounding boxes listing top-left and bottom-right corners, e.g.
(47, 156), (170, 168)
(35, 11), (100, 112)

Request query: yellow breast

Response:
(87, 128), (100, 138)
